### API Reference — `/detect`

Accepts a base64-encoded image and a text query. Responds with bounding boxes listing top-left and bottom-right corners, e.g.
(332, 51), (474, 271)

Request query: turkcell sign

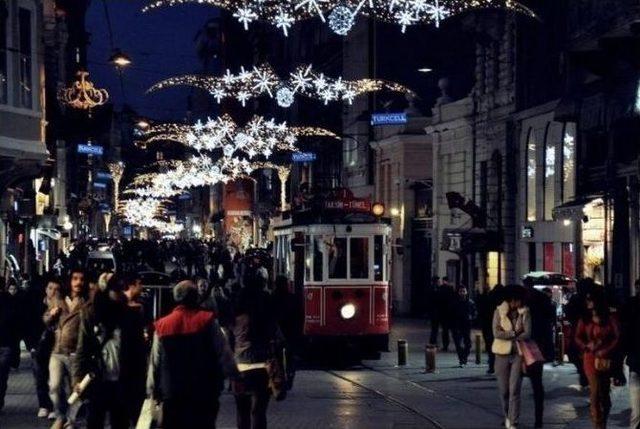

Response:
(370, 112), (407, 126)
(96, 171), (112, 181)
(292, 152), (317, 162)
(77, 144), (103, 156)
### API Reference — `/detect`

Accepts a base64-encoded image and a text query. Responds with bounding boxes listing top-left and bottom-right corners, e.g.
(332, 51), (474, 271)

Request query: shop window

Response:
(543, 242), (555, 272)
(487, 251), (500, 288)
(0, 2), (7, 104)
(562, 242), (575, 278)
(328, 237), (347, 279)
(562, 123), (576, 202)
(543, 124), (556, 220)
(349, 237), (369, 279)
(526, 128), (537, 221)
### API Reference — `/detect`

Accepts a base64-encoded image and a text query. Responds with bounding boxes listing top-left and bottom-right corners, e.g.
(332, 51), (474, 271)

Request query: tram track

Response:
(324, 369), (446, 429)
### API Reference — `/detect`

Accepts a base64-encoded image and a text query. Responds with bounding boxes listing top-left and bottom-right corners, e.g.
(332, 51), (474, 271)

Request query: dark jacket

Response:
(0, 292), (23, 351)
(528, 289), (556, 362)
(147, 306), (237, 401)
(233, 287), (281, 364)
(453, 297), (477, 329)
(434, 285), (457, 323)
(623, 296), (640, 373)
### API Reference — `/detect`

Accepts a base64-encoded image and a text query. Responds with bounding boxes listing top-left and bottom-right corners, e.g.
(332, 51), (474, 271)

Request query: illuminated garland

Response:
(119, 198), (184, 234)
(148, 64), (413, 107)
(143, 0), (535, 35)
(139, 114), (338, 159)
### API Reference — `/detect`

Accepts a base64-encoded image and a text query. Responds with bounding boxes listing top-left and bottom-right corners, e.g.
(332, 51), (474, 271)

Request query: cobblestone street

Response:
(1, 319), (633, 428)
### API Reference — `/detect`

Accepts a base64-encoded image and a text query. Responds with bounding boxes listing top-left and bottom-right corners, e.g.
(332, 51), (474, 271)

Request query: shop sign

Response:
(522, 226), (534, 238)
(371, 112), (407, 126)
(292, 152), (317, 162)
(77, 144), (103, 155)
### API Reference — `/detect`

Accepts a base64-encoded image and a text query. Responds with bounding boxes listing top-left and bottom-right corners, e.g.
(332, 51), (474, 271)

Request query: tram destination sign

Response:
(324, 198), (371, 212)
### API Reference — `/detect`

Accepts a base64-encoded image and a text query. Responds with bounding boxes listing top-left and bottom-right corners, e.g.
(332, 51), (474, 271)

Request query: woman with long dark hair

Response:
(575, 289), (620, 429)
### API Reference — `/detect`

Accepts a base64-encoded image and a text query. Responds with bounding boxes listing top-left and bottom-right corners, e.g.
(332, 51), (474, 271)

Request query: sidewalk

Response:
(362, 318), (630, 429)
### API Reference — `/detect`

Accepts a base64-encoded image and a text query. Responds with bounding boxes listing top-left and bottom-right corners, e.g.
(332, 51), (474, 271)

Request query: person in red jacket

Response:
(147, 280), (238, 429)
(575, 289), (620, 429)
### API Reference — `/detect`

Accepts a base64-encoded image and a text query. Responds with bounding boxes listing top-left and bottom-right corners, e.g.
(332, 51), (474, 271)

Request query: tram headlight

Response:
(340, 303), (356, 320)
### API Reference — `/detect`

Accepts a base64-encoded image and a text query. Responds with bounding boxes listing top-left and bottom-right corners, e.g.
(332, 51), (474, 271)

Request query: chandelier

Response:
(143, 0), (535, 35)
(149, 64), (413, 108)
(58, 71), (109, 110)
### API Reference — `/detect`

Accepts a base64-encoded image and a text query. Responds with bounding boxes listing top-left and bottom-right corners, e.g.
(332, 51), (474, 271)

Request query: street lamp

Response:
(109, 50), (132, 68)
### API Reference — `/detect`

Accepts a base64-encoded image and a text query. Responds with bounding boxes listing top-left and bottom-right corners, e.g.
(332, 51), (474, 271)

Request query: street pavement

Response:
(1, 319), (632, 428)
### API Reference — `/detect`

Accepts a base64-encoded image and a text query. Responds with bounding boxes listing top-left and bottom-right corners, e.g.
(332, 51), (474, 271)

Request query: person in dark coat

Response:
(623, 280), (640, 429)
(147, 280), (238, 429)
(0, 282), (24, 412)
(451, 286), (477, 366)
(429, 277), (454, 351)
(232, 274), (284, 429)
(525, 286), (556, 428)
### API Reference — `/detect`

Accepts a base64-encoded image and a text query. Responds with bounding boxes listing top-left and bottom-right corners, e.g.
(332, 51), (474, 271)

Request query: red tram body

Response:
(272, 195), (392, 350)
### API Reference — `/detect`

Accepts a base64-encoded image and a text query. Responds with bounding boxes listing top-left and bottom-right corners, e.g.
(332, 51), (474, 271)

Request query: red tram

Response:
(272, 191), (392, 351)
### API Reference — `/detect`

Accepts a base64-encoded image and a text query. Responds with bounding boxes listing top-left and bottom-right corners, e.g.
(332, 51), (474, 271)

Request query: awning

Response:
(552, 194), (604, 220)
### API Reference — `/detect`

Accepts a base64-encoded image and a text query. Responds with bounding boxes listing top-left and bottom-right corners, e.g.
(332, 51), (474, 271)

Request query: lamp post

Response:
(276, 165), (291, 211)
(108, 162), (125, 211)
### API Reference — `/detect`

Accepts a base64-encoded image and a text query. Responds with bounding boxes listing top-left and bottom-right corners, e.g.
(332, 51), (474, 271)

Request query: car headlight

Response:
(340, 303), (356, 320)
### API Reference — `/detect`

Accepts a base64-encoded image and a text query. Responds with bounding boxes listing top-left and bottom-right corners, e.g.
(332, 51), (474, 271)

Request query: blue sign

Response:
(371, 112), (407, 126)
(292, 152), (317, 162)
(77, 144), (104, 156)
(96, 171), (112, 181)
(93, 182), (107, 189)
(178, 193), (191, 200)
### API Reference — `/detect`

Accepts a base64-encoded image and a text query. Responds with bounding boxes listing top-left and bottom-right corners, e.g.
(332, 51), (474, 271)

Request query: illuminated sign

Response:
(292, 152), (317, 162)
(522, 226), (534, 238)
(96, 171), (112, 181)
(371, 112), (407, 126)
(77, 144), (103, 156)
(93, 182), (107, 189)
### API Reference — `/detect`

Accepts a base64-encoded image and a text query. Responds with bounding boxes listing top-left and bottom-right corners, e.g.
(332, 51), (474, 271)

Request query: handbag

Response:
(517, 340), (545, 367)
(594, 357), (612, 372)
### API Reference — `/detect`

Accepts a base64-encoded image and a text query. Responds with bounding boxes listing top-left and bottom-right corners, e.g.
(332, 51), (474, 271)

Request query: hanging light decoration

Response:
(58, 71), (109, 110)
(138, 114), (338, 159)
(119, 198), (184, 234)
(108, 162), (125, 211)
(148, 64), (414, 107)
(143, 0), (535, 35)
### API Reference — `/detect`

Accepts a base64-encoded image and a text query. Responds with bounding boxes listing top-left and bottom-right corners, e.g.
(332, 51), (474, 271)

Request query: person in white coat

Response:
(492, 285), (531, 429)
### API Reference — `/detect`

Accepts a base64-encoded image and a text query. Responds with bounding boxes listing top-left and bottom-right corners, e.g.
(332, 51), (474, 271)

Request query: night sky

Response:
(85, 0), (219, 121)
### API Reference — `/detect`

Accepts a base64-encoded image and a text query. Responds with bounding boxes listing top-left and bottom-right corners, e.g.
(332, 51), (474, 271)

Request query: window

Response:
(304, 236), (311, 281)
(374, 235), (383, 281)
(562, 122), (576, 202)
(543, 242), (555, 272)
(562, 243), (575, 278)
(349, 237), (369, 279)
(0, 2), (7, 104)
(313, 236), (323, 281)
(328, 237), (347, 279)
(526, 129), (537, 221)
(487, 251), (500, 288)
(18, 7), (32, 108)
(543, 125), (556, 220)
(528, 242), (536, 272)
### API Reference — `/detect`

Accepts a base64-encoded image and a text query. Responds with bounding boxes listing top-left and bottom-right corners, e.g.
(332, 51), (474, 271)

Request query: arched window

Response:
(562, 122), (577, 202)
(543, 123), (556, 220)
(0, 1), (8, 104)
(526, 128), (537, 221)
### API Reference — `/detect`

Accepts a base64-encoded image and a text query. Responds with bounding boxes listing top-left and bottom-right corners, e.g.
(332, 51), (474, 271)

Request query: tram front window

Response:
(350, 237), (369, 279)
(313, 236), (323, 281)
(328, 237), (347, 279)
(374, 235), (383, 281)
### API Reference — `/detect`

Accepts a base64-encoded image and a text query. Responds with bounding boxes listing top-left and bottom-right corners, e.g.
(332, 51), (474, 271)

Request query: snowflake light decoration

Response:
(149, 63), (414, 108)
(143, 0), (536, 36)
(138, 114), (337, 158)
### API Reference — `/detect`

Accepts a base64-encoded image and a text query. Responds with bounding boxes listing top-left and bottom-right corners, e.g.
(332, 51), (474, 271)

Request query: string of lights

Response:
(143, 0), (535, 35)
(119, 198), (185, 233)
(139, 114), (338, 159)
(148, 64), (414, 107)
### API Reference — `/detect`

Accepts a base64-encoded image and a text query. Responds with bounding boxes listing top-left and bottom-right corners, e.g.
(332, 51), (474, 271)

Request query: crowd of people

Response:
(428, 276), (640, 429)
(0, 239), (296, 429)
